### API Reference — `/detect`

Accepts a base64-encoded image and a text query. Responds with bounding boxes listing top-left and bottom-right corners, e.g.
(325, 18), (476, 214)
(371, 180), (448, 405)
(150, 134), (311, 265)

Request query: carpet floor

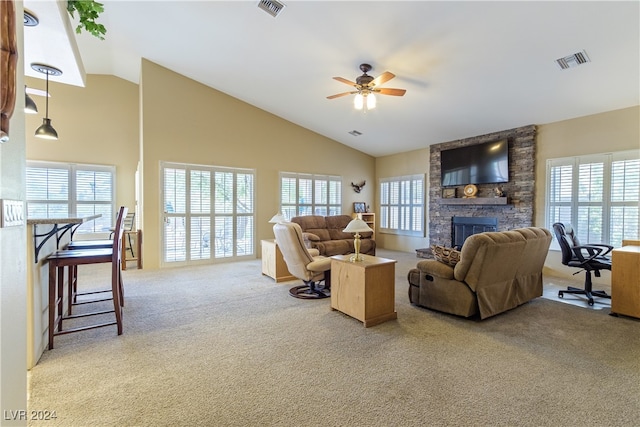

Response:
(27, 249), (640, 427)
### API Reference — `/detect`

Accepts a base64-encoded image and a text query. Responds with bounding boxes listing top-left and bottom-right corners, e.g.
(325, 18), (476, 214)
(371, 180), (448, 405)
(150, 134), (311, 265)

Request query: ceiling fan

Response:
(327, 63), (406, 110)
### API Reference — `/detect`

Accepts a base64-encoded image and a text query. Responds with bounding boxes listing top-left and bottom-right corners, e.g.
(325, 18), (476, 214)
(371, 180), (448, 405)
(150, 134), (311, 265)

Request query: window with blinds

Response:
(379, 174), (425, 236)
(26, 161), (115, 234)
(279, 172), (341, 219)
(546, 150), (639, 248)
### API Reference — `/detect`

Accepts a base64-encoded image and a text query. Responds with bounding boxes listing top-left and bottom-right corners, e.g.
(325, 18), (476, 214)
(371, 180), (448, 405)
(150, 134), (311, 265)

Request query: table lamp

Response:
(343, 218), (373, 262)
(268, 213), (286, 224)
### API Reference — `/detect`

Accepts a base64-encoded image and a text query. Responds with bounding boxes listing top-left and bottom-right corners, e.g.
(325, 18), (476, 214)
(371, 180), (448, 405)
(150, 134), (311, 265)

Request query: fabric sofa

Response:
(290, 215), (375, 257)
(408, 227), (552, 319)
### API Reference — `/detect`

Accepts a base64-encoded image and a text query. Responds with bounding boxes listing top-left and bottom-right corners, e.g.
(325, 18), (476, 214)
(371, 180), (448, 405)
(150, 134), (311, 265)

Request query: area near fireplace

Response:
(451, 216), (498, 249)
(428, 125), (536, 249)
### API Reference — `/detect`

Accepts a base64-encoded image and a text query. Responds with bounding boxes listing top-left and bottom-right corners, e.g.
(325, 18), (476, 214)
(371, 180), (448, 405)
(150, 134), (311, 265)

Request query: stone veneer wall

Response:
(429, 125), (536, 247)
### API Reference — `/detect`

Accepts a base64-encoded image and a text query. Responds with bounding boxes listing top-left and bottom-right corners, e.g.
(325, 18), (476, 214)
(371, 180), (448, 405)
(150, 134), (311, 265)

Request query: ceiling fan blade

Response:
(371, 71), (395, 87)
(326, 91), (357, 100)
(376, 88), (406, 96)
(333, 76), (358, 87)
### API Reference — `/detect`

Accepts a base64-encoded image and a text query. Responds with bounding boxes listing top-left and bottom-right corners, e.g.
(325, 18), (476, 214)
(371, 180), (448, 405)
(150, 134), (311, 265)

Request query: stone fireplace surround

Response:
(428, 125), (536, 248)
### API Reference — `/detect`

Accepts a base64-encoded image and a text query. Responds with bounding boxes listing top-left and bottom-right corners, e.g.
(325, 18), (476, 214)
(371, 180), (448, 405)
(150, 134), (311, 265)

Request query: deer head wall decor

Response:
(351, 181), (366, 193)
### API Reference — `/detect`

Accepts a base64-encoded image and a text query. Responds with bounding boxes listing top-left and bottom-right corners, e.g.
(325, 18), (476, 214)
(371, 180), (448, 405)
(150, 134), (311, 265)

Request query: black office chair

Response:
(552, 222), (613, 306)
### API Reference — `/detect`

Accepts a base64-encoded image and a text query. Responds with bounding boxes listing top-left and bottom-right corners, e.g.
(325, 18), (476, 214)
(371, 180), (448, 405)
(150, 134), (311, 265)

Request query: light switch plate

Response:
(0, 199), (25, 227)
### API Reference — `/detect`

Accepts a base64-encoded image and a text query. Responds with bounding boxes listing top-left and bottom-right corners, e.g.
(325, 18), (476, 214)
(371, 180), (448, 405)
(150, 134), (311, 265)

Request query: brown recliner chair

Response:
(273, 222), (332, 299)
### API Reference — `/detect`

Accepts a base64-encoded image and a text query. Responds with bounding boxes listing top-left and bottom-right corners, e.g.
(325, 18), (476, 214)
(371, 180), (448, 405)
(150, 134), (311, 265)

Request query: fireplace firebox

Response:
(451, 217), (498, 249)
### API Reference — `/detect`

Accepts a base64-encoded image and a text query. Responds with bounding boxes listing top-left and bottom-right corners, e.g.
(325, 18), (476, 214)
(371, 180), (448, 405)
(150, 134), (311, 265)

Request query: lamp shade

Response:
(353, 93), (364, 110)
(366, 93), (376, 110)
(343, 218), (373, 234)
(34, 118), (58, 140)
(25, 87), (38, 114)
(268, 213), (287, 224)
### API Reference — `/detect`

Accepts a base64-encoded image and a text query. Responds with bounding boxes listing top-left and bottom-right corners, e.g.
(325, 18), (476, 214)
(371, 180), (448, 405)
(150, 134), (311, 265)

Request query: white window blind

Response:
(546, 150), (639, 248)
(279, 172), (342, 219)
(26, 161), (115, 234)
(379, 174), (425, 236)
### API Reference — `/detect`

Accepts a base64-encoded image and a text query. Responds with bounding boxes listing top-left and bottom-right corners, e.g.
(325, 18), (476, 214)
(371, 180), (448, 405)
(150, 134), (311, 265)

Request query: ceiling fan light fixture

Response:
(354, 93), (364, 110)
(367, 93), (376, 110)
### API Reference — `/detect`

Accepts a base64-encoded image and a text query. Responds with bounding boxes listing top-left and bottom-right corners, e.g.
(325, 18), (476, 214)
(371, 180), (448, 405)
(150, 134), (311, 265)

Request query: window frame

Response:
(545, 150), (639, 249)
(26, 160), (116, 234)
(379, 174), (425, 237)
(279, 172), (342, 219)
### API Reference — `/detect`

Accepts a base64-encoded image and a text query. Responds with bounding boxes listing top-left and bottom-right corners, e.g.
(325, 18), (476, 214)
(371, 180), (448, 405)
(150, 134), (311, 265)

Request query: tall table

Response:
(611, 244), (640, 319)
(330, 254), (397, 327)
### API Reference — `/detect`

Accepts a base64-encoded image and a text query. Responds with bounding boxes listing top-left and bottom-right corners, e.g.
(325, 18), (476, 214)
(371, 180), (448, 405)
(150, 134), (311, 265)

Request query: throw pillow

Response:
(431, 244), (461, 267)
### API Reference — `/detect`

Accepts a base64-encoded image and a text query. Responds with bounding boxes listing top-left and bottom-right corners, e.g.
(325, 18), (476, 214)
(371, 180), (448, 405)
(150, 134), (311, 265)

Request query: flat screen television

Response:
(440, 140), (509, 186)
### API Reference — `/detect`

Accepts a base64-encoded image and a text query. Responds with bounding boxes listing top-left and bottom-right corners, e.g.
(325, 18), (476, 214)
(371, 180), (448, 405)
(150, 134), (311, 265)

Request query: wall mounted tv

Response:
(441, 139), (509, 186)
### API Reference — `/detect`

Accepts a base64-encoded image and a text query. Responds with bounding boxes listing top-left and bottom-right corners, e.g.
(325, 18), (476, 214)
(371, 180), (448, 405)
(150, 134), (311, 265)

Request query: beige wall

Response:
(140, 60), (375, 269)
(375, 148), (431, 252)
(25, 74), (139, 213)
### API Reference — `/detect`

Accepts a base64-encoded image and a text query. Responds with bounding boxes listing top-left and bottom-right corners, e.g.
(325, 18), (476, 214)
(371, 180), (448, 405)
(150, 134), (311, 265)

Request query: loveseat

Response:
(408, 227), (551, 319)
(290, 215), (376, 257)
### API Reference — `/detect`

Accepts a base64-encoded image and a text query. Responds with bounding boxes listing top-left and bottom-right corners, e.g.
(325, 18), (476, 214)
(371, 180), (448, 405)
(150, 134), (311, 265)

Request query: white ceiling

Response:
(24, 1), (640, 157)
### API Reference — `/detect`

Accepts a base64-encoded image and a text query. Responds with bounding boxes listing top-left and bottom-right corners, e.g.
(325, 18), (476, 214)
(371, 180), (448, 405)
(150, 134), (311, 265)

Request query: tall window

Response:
(279, 172), (341, 219)
(379, 174), (425, 236)
(26, 161), (115, 233)
(162, 162), (254, 265)
(546, 150), (639, 248)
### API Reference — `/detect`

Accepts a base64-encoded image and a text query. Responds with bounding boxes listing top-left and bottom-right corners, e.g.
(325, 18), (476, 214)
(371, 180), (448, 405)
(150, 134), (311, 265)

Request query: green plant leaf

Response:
(67, 0), (107, 40)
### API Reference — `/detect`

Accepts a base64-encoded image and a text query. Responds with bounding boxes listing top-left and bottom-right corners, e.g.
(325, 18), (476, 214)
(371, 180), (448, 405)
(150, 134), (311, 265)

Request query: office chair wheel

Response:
(558, 291), (564, 298)
(588, 298), (594, 306)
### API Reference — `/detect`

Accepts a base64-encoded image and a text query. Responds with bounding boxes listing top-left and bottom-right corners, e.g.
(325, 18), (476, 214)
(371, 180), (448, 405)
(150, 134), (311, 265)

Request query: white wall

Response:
(0, 2), (27, 423)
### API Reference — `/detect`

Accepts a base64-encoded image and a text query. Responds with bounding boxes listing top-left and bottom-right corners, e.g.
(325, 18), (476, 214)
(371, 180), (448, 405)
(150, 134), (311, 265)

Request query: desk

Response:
(330, 254), (397, 327)
(611, 245), (640, 319)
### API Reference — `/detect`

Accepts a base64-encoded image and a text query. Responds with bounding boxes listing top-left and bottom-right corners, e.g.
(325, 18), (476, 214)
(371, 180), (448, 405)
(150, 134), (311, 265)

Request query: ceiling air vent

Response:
(258, 0), (286, 18)
(556, 50), (590, 70)
(348, 130), (363, 137)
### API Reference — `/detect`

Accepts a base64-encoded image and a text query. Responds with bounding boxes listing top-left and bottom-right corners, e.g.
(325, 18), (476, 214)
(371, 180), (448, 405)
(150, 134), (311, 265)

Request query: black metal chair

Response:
(552, 222), (612, 306)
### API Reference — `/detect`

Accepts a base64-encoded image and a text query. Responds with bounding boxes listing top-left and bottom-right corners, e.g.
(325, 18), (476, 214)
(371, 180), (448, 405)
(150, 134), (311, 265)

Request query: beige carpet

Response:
(27, 250), (640, 427)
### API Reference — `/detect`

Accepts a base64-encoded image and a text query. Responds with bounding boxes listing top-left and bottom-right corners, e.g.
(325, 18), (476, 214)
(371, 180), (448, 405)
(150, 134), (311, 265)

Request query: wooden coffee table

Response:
(330, 254), (397, 327)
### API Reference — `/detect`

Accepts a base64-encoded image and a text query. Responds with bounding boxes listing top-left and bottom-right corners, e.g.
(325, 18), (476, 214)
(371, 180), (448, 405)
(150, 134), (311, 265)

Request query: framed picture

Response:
(442, 188), (456, 199)
(353, 202), (366, 213)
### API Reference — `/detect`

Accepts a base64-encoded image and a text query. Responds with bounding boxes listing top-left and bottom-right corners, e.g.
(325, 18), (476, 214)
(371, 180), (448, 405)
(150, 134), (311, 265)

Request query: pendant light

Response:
(24, 86), (38, 114)
(31, 63), (62, 140)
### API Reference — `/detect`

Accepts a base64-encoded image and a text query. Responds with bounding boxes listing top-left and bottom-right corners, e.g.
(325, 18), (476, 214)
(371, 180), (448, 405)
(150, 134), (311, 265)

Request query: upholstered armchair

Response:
(273, 222), (332, 299)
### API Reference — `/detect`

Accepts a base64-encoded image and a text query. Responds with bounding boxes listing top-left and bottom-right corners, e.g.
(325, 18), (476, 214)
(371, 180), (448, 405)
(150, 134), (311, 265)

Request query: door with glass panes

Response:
(162, 163), (254, 265)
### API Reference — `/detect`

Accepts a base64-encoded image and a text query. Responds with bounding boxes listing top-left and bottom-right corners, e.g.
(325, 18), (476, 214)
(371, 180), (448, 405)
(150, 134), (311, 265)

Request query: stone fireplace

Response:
(428, 125), (536, 248)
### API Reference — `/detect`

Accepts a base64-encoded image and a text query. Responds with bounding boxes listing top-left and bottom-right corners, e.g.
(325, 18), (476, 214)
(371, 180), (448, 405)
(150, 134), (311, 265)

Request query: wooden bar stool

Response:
(46, 206), (127, 349)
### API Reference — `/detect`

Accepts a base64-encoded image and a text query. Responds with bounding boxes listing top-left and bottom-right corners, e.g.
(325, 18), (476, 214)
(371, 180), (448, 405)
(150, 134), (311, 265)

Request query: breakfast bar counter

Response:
(26, 214), (100, 368)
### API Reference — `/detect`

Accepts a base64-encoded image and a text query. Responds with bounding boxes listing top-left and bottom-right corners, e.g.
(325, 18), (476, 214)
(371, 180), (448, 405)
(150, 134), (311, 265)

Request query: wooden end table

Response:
(261, 239), (296, 282)
(330, 254), (397, 327)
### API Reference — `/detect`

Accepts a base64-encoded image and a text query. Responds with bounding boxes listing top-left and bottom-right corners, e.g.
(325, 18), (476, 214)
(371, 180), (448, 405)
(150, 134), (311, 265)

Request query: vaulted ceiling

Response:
(23, 1), (640, 157)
